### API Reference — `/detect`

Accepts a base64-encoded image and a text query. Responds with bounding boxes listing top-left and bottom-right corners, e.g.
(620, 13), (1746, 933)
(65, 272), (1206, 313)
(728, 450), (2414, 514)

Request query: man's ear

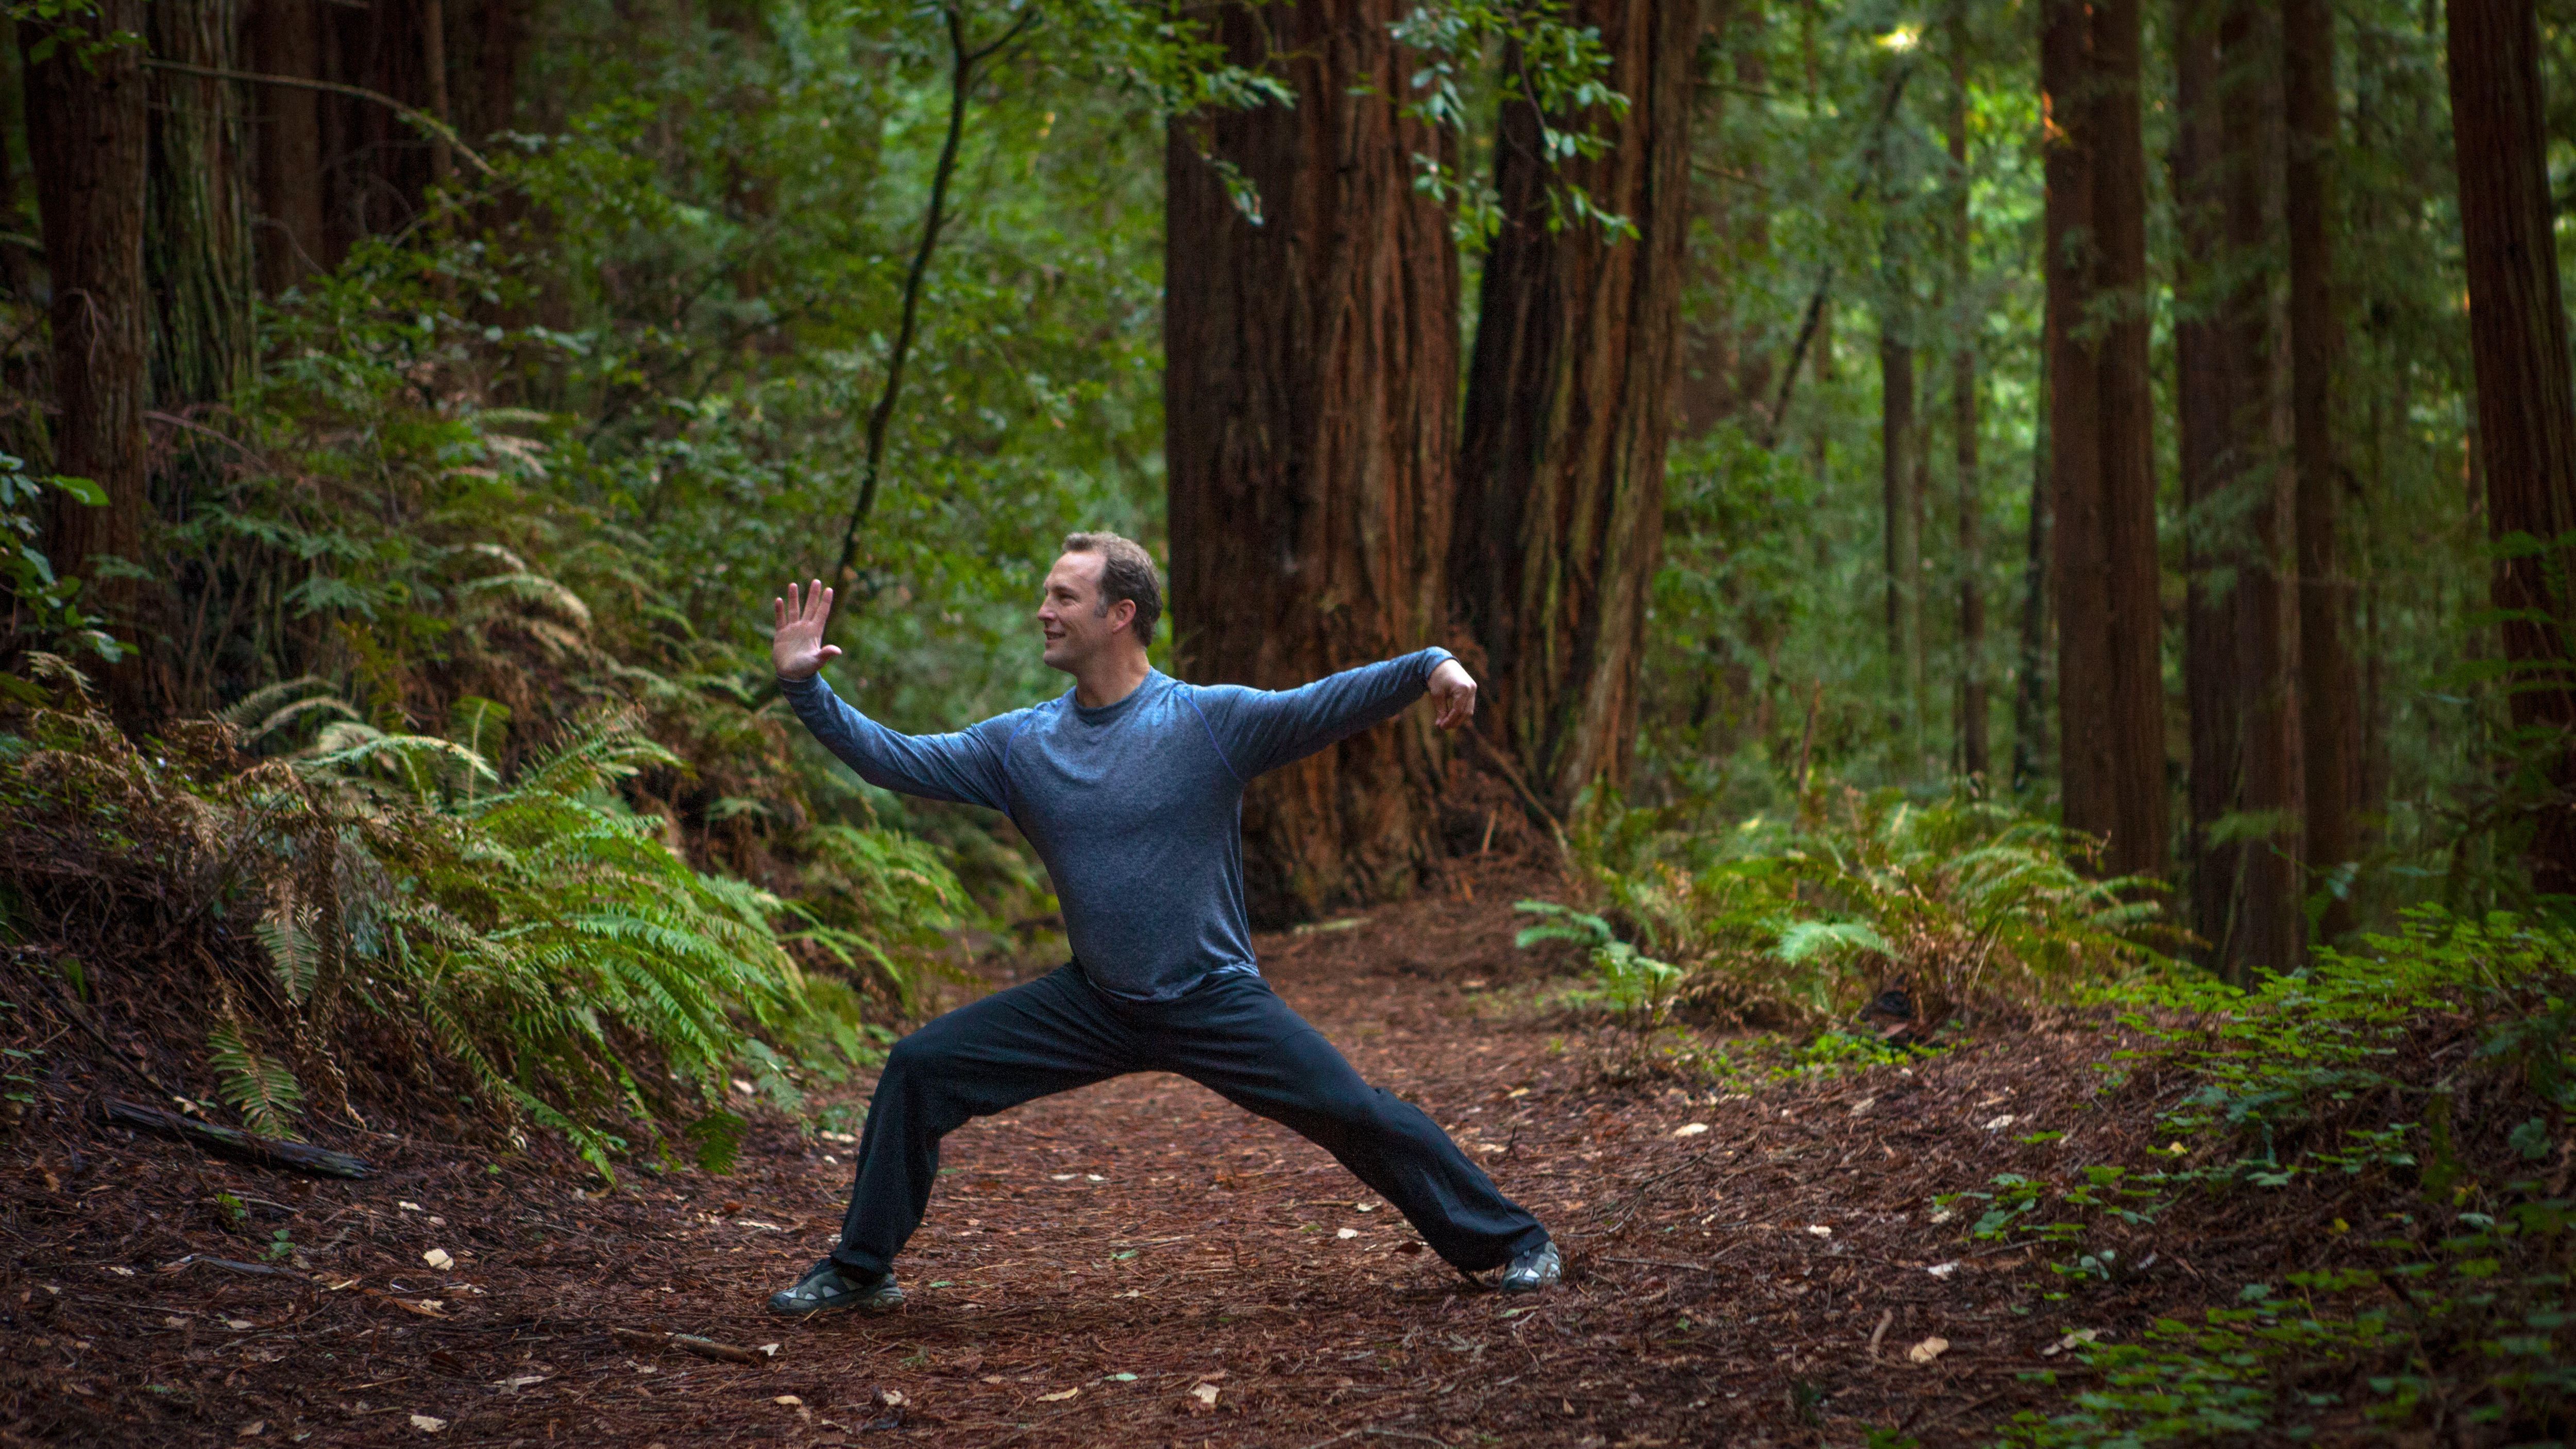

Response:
(1109, 598), (1138, 636)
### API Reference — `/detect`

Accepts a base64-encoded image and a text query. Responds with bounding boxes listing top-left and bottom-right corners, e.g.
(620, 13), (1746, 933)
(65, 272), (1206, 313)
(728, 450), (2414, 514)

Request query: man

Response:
(765, 531), (1558, 1316)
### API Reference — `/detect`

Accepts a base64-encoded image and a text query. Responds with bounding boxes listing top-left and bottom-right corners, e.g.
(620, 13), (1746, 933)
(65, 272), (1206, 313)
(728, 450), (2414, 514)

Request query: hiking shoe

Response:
(768, 1257), (904, 1316)
(1498, 1239), (1561, 1293)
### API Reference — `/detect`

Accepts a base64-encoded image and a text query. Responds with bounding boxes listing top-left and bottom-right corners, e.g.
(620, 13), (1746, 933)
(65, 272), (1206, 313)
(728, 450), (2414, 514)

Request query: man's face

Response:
(1038, 552), (1133, 672)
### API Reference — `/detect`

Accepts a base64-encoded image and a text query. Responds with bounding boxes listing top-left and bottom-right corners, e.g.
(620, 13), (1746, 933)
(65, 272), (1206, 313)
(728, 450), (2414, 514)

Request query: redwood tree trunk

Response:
(1165, 0), (1460, 923)
(2173, 0), (2240, 967)
(1948, 6), (1988, 782)
(23, 0), (151, 703)
(249, 0), (330, 293)
(2045, 0), (2165, 880)
(2224, 0), (2303, 973)
(1452, 0), (1699, 815)
(2287, 0), (2353, 939)
(148, 0), (258, 408)
(2041, 0), (2107, 847)
(2448, 0), (2576, 896)
(2089, 0), (2168, 881)
(1880, 323), (1920, 755)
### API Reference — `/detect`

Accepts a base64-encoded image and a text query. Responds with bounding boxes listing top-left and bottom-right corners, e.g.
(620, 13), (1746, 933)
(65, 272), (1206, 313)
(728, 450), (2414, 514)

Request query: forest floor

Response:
(2, 861), (2233, 1449)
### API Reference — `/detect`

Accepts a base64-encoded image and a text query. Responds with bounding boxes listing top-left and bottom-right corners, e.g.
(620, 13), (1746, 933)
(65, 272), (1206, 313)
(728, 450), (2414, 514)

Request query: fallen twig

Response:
(608, 1325), (768, 1366)
(1598, 1256), (1723, 1273)
(104, 1099), (371, 1179)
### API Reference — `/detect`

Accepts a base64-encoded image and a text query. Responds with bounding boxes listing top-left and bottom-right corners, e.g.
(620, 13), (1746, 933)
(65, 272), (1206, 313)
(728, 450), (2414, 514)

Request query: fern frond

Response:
(208, 1022), (306, 1140)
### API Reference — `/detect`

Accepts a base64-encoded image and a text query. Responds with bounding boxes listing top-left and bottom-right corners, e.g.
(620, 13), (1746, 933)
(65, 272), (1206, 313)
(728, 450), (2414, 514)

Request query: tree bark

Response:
(147, 0), (258, 409)
(1165, 0), (1460, 923)
(2044, 0), (2165, 880)
(2287, 0), (2352, 939)
(1452, 0), (1700, 816)
(23, 0), (152, 707)
(2448, 0), (2576, 896)
(2041, 0), (2107, 846)
(248, 0), (329, 293)
(2223, 0), (2302, 974)
(1879, 323), (1923, 761)
(1676, 0), (1750, 437)
(2089, 0), (2167, 881)
(1948, 5), (1987, 783)
(2013, 348), (2050, 794)
(2173, 0), (2240, 968)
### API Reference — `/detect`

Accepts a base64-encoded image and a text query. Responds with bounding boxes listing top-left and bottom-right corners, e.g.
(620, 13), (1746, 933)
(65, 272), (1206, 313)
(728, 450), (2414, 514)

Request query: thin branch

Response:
(1759, 273), (1832, 451)
(1758, 63), (1918, 451)
(140, 59), (494, 178)
(827, 3), (1037, 600)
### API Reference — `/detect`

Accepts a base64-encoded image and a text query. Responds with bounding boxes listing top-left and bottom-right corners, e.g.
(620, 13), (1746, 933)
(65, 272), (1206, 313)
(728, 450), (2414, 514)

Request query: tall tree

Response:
(1947, 3), (1988, 782)
(1880, 311), (1922, 760)
(2089, 0), (2167, 882)
(2039, 0), (2099, 826)
(1165, 0), (1461, 922)
(2222, 0), (2303, 971)
(22, 0), (152, 709)
(1452, 0), (1701, 815)
(2447, 0), (2576, 896)
(2173, 0), (2241, 966)
(147, 0), (258, 409)
(247, 0), (328, 294)
(2287, 0), (2353, 939)
(2042, 0), (2166, 879)
(2013, 350), (2050, 794)
(1677, 0), (1758, 437)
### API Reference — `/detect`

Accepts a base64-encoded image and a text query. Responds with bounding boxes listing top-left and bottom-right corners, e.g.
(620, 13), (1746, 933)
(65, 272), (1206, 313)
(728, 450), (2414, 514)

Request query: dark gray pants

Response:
(829, 962), (1548, 1280)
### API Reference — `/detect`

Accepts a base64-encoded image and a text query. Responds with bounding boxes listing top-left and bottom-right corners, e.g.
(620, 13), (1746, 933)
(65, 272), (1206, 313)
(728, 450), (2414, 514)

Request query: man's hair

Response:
(1062, 531), (1163, 644)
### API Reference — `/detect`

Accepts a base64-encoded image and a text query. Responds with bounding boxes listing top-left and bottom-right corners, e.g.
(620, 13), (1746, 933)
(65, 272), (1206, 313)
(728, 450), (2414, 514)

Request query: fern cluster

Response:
(1529, 783), (2169, 1027)
(0, 656), (893, 1178)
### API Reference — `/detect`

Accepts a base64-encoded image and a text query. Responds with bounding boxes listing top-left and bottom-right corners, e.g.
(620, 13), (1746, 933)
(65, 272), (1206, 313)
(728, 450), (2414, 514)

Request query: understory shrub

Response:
(0, 656), (925, 1178)
(1521, 783), (2167, 1030)
(1967, 911), (2576, 1446)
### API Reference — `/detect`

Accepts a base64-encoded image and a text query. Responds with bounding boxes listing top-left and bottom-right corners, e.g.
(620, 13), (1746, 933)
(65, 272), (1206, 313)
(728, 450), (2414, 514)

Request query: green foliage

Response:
(207, 1020), (306, 1141)
(1512, 900), (1682, 1023)
(1390, 0), (1633, 244)
(2101, 909), (2576, 1164)
(1521, 784), (2165, 1029)
(0, 661), (916, 1179)
(1985, 912), (2576, 1445)
(0, 454), (118, 667)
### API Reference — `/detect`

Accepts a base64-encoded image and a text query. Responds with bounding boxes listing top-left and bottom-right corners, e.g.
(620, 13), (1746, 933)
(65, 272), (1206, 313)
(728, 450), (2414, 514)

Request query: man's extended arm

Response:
(778, 673), (1015, 811)
(771, 578), (1013, 811)
(1199, 648), (1463, 779)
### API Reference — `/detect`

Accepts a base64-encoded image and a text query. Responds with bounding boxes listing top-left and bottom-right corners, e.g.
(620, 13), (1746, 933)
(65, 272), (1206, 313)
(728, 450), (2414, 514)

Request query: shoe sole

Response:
(768, 1288), (905, 1317)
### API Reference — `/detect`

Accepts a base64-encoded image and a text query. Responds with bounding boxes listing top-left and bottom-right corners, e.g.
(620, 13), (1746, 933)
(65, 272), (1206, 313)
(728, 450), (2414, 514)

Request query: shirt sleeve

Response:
(779, 672), (1016, 813)
(1193, 648), (1453, 780)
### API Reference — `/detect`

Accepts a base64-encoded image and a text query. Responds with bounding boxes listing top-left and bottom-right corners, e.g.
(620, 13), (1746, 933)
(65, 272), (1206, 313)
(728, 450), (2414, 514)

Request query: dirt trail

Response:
(2, 876), (2142, 1447)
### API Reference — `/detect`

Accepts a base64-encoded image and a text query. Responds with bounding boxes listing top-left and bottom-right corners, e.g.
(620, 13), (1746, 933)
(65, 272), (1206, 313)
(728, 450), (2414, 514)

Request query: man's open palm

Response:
(774, 580), (842, 680)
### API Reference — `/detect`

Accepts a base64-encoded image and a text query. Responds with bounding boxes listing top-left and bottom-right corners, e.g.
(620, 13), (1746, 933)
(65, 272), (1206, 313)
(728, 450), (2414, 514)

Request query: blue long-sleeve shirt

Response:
(780, 650), (1454, 1001)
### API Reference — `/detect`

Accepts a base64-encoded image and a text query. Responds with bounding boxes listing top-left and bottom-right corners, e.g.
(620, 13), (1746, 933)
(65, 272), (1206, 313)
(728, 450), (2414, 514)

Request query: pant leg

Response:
(1148, 973), (1549, 1274)
(833, 963), (1137, 1278)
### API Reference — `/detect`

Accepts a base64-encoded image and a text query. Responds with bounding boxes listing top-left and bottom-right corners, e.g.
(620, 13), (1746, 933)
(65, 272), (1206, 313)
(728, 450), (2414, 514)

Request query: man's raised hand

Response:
(773, 580), (843, 681)
(1428, 658), (1477, 730)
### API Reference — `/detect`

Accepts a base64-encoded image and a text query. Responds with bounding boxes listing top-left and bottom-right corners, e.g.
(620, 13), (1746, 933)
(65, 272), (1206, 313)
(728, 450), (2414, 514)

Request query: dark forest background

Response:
(11, 1), (2576, 1433)
(15, 0), (2576, 967)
